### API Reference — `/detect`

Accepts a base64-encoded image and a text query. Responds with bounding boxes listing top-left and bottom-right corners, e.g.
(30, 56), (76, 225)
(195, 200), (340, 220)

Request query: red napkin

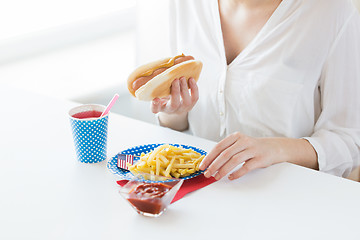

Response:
(116, 174), (216, 203)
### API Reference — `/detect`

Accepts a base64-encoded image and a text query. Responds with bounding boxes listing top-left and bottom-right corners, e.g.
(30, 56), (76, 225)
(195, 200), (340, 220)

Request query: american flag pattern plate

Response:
(107, 143), (207, 181)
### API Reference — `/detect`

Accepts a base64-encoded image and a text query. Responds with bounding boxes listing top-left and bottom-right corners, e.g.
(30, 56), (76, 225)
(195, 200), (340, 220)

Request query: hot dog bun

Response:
(127, 55), (202, 101)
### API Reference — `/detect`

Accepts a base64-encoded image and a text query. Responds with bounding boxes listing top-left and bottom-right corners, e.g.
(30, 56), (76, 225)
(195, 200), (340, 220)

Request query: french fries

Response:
(127, 144), (205, 178)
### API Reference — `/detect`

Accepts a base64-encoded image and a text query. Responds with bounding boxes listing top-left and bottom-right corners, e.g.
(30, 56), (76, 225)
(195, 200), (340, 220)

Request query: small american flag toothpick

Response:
(117, 154), (134, 170)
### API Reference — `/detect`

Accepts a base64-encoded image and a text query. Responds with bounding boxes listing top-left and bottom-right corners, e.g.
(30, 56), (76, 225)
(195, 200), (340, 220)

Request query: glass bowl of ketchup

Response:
(119, 173), (184, 217)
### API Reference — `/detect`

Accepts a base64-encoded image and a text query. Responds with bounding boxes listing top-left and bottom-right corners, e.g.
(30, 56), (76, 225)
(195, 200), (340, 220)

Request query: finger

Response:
(189, 77), (199, 105)
(228, 158), (263, 180)
(151, 98), (161, 113)
(158, 97), (170, 108)
(214, 150), (253, 180)
(152, 97), (171, 113)
(169, 79), (181, 111)
(179, 77), (191, 107)
(204, 140), (247, 178)
(200, 132), (243, 171)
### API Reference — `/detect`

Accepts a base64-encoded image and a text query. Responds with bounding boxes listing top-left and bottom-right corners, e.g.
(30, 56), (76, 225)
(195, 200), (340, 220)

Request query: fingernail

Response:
(228, 174), (233, 180)
(214, 173), (220, 180)
(199, 161), (205, 169)
(204, 171), (210, 178)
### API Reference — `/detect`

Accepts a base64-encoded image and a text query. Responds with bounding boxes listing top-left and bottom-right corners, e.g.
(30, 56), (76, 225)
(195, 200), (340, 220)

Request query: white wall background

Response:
(0, 0), (137, 100)
(0, 0), (135, 64)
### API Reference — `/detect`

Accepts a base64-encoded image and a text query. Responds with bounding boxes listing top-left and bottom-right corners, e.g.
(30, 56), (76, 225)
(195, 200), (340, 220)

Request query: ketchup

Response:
(127, 183), (172, 215)
(72, 110), (103, 119)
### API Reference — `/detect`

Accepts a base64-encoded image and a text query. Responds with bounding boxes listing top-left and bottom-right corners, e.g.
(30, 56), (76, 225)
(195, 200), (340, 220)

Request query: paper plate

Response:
(107, 143), (206, 181)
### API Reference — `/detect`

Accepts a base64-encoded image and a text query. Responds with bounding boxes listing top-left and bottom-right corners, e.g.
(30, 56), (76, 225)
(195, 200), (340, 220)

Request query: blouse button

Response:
(220, 112), (224, 116)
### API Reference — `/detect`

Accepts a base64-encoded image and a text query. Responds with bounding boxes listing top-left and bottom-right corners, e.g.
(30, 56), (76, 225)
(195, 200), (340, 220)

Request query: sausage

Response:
(132, 55), (194, 91)
(174, 55), (194, 64)
(132, 68), (167, 92)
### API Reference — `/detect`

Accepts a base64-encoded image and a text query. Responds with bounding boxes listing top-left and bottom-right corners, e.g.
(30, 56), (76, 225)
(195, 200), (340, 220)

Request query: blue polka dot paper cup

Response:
(69, 104), (109, 164)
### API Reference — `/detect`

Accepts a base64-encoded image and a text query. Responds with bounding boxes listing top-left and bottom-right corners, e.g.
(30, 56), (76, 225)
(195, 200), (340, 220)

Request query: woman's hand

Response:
(199, 132), (318, 180)
(151, 76), (199, 131)
(151, 76), (198, 115)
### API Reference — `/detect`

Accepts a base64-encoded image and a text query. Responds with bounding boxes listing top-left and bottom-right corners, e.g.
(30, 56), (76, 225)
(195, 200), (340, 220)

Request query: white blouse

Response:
(168, 0), (360, 177)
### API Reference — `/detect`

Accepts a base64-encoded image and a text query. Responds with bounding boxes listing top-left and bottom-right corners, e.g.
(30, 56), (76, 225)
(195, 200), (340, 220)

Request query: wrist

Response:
(157, 112), (189, 131)
(273, 138), (319, 169)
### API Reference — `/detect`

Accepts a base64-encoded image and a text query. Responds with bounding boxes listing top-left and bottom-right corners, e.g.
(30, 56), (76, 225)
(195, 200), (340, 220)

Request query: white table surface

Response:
(1, 85), (359, 240)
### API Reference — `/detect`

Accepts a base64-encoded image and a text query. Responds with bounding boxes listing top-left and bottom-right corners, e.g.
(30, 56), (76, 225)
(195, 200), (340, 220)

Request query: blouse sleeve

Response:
(303, 10), (360, 177)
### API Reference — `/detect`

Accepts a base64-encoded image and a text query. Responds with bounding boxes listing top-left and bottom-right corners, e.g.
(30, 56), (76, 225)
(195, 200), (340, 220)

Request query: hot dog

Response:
(127, 54), (203, 101)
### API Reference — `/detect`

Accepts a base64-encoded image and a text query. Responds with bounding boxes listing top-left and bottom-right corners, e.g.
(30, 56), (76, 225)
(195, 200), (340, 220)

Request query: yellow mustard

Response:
(137, 54), (185, 78)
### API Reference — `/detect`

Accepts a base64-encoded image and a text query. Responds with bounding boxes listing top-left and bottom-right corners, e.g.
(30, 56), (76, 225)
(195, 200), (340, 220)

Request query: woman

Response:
(151, 0), (360, 180)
